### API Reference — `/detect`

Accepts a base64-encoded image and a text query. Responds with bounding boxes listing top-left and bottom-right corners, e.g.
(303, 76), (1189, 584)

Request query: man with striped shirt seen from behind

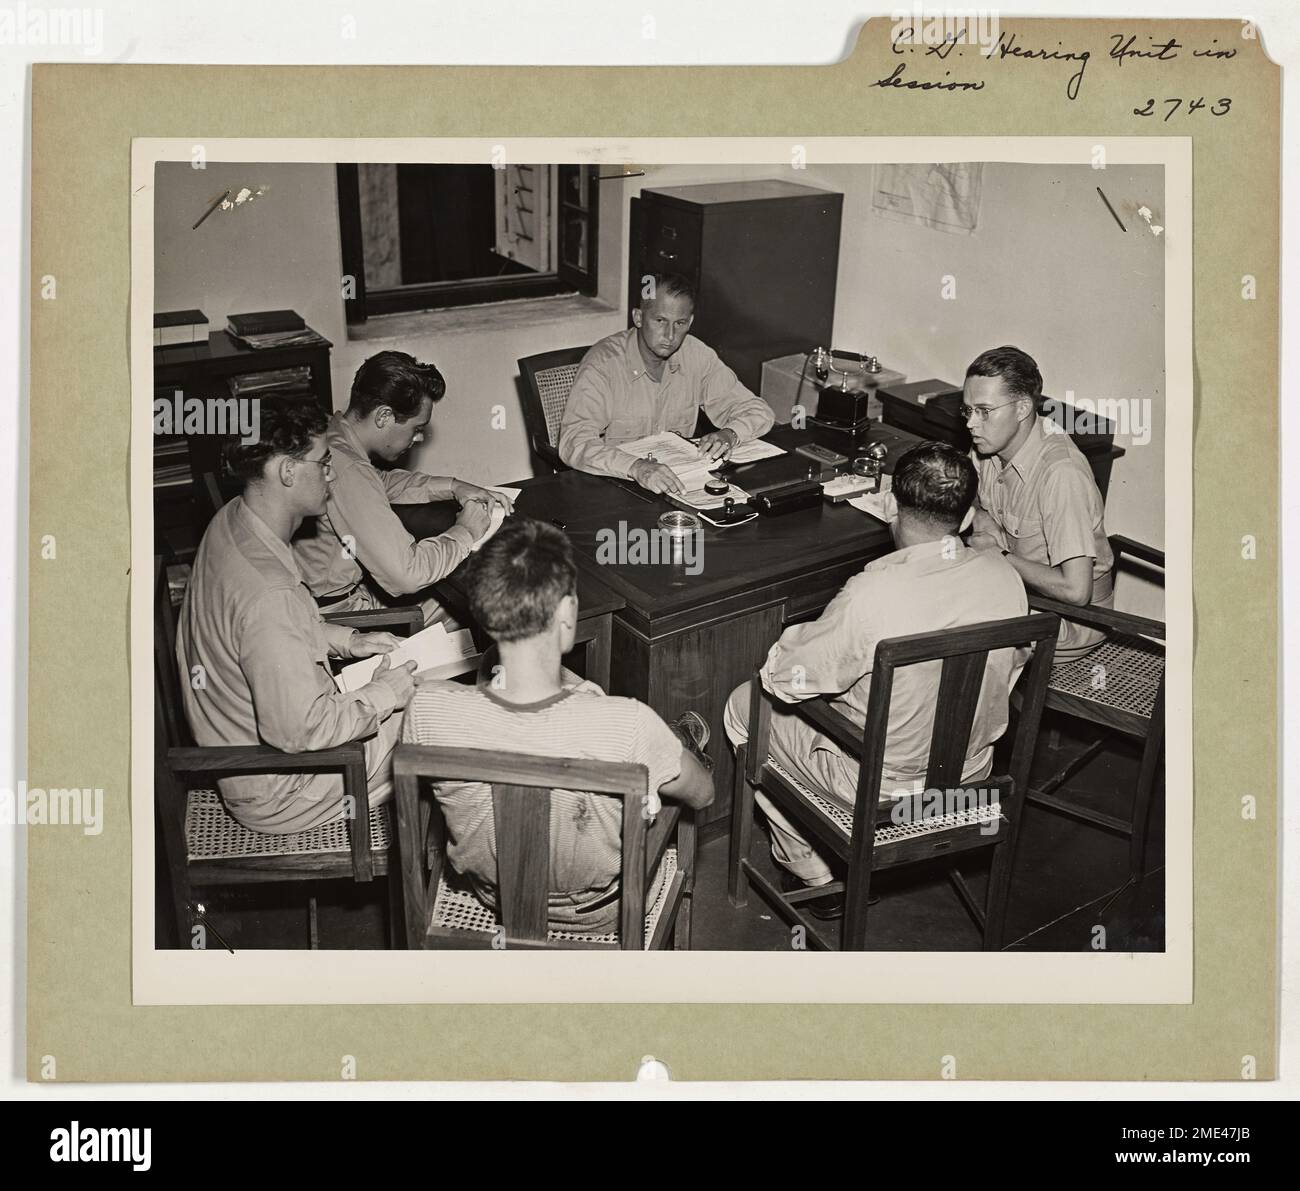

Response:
(402, 518), (714, 936)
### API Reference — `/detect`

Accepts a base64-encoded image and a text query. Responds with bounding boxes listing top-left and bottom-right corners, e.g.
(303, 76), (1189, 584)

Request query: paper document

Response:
(467, 485), (520, 553)
(619, 431), (789, 508)
(847, 474), (896, 523)
(335, 622), (478, 692)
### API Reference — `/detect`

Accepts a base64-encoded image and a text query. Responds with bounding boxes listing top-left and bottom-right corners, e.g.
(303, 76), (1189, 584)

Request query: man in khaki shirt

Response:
(294, 351), (513, 623)
(177, 397), (418, 834)
(963, 345), (1115, 664)
(557, 272), (775, 493)
(725, 442), (1028, 916)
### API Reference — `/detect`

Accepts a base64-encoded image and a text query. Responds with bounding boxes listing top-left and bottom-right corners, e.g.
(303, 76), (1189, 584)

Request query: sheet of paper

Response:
(846, 473), (895, 522)
(726, 438), (785, 463)
(466, 484), (520, 553)
(619, 431), (761, 507)
(335, 623), (478, 692)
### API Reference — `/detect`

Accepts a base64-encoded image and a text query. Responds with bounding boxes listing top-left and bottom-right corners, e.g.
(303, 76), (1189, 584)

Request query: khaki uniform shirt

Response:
(294, 413), (476, 602)
(761, 540), (1029, 791)
(177, 497), (398, 832)
(971, 417), (1114, 662)
(557, 328), (775, 477)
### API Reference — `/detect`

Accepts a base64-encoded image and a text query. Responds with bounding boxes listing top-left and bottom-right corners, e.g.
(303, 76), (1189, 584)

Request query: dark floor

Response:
(162, 711), (1165, 952)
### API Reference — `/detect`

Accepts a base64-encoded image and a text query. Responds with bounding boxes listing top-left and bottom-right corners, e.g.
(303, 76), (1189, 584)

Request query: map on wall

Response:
(872, 163), (983, 234)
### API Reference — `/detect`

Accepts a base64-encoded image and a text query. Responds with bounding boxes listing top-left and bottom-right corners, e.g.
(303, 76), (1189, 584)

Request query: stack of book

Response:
(227, 365), (314, 399)
(154, 309), (209, 349)
(153, 437), (192, 489)
(227, 309), (327, 351)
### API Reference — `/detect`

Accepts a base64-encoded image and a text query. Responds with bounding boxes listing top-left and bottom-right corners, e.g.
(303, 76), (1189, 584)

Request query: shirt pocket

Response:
(606, 417), (649, 443)
(1000, 509), (1046, 551)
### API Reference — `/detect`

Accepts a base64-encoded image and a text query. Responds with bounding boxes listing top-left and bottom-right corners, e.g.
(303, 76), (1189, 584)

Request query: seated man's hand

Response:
(349, 631), (401, 659)
(452, 479), (514, 516)
(696, 427), (738, 461)
(455, 498), (493, 539)
(630, 459), (686, 495)
(371, 654), (418, 709)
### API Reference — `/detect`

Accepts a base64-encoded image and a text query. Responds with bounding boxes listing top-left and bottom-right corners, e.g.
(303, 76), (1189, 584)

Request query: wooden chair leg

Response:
(386, 862), (405, 949)
(728, 745), (754, 907)
(983, 840), (1014, 951)
(675, 811), (697, 950)
(1128, 729), (1164, 880)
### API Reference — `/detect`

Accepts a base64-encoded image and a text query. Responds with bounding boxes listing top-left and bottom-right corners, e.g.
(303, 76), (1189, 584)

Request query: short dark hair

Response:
(637, 270), (696, 309)
(965, 345), (1043, 404)
(464, 517), (577, 643)
(223, 396), (327, 486)
(891, 441), (978, 529)
(348, 350), (446, 422)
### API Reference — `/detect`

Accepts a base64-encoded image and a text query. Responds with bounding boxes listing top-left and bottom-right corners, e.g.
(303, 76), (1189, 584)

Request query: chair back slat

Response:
(491, 784), (553, 942)
(923, 649), (990, 789)
(619, 793), (649, 948)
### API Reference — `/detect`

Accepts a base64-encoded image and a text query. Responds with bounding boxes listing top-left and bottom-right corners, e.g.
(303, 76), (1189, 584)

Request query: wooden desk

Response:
(392, 424), (919, 830)
(392, 502), (624, 691)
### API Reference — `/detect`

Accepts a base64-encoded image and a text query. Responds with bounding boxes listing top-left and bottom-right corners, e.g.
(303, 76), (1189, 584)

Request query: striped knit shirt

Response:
(401, 676), (683, 930)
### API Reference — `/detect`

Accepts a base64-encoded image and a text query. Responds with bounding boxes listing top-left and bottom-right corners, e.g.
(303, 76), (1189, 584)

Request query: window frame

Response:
(337, 163), (600, 325)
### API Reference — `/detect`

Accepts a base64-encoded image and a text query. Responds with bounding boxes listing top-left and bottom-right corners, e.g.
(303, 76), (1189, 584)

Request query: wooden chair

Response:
(154, 555), (422, 949)
(729, 612), (1060, 951)
(518, 345), (589, 474)
(1023, 535), (1165, 882)
(393, 744), (695, 950)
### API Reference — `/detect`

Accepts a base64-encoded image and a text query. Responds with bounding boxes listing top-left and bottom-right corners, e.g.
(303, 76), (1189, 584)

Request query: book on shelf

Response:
(154, 309), (209, 348)
(227, 366), (314, 397)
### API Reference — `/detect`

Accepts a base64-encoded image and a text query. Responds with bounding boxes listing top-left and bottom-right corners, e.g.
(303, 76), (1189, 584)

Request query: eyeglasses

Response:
(960, 400), (1019, 423)
(298, 453), (334, 475)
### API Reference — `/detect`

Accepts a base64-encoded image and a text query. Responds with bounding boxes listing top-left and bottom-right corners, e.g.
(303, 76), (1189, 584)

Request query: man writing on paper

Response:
(177, 398), (418, 833)
(557, 272), (775, 493)
(724, 442), (1028, 919)
(404, 518), (714, 935)
(295, 351), (514, 624)
(962, 346), (1114, 664)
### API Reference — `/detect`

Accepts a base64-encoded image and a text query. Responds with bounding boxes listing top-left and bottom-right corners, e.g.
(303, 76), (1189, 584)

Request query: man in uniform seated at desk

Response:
(177, 397), (418, 834)
(294, 350), (513, 624)
(403, 517), (714, 936)
(557, 271), (775, 494)
(962, 345), (1114, 665)
(724, 442), (1028, 919)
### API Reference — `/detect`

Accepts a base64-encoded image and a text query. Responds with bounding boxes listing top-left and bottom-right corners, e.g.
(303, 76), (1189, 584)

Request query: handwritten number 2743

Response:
(1134, 97), (1232, 119)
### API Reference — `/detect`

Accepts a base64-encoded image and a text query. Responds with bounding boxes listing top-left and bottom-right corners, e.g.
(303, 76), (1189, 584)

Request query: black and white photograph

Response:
(141, 141), (1183, 985)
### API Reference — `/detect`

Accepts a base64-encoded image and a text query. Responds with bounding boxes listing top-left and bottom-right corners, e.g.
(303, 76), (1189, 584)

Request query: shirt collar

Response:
(1003, 415), (1049, 480)
(330, 411), (369, 460)
(231, 495), (304, 582)
(624, 326), (683, 380)
(866, 537), (974, 576)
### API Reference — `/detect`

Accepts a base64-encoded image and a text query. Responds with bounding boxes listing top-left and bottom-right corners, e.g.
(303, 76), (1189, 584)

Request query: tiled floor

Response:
(161, 712), (1165, 952)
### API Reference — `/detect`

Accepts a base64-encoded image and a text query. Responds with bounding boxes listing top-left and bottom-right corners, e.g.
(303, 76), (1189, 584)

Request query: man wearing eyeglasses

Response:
(294, 351), (514, 624)
(963, 345), (1114, 664)
(177, 397), (419, 832)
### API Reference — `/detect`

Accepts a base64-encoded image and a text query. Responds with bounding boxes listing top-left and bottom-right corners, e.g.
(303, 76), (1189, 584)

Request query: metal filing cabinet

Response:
(628, 180), (843, 395)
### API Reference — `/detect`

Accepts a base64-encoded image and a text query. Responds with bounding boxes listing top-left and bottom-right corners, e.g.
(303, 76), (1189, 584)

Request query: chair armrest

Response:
(1027, 593), (1164, 640)
(324, 607), (424, 638)
(532, 435), (569, 472)
(167, 742), (367, 775)
(795, 698), (868, 760)
(1110, 534), (1165, 570)
(166, 741), (377, 880)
